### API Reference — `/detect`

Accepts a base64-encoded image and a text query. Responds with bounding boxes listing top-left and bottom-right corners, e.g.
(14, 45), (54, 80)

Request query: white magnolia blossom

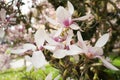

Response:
(11, 29), (49, 71)
(44, 1), (94, 35)
(77, 31), (119, 71)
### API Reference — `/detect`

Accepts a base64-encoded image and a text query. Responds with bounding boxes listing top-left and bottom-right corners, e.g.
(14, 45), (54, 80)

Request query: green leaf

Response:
(112, 57), (120, 67)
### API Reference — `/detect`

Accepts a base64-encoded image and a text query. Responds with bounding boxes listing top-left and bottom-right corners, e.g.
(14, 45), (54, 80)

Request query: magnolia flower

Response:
(10, 29), (48, 71)
(25, 51), (48, 71)
(44, 30), (82, 58)
(77, 31), (119, 71)
(44, 1), (94, 35)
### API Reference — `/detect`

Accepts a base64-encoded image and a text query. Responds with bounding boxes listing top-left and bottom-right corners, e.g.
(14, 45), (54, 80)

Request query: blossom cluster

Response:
(0, 1), (117, 80)
(10, 1), (119, 72)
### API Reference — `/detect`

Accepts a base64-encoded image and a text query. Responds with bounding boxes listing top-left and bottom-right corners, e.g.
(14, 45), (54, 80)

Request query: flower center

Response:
(86, 53), (94, 59)
(53, 37), (65, 42)
(39, 46), (44, 51)
(63, 19), (73, 27)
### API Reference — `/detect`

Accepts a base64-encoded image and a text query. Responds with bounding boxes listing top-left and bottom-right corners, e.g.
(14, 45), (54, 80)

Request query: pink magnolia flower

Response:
(43, 30), (82, 58)
(77, 31), (119, 71)
(10, 29), (49, 71)
(44, 1), (93, 34)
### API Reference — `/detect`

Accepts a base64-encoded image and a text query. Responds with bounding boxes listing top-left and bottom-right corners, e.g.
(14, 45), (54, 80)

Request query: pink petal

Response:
(11, 43), (36, 55)
(68, 45), (83, 55)
(53, 27), (63, 37)
(73, 14), (94, 21)
(88, 47), (103, 56)
(67, 1), (74, 15)
(11, 49), (28, 54)
(77, 31), (87, 50)
(69, 23), (80, 30)
(56, 6), (71, 25)
(44, 14), (58, 25)
(97, 56), (119, 71)
(23, 43), (36, 51)
(43, 45), (56, 51)
(31, 51), (48, 68)
(66, 30), (73, 45)
(34, 29), (46, 48)
(95, 33), (109, 47)
(53, 49), (67, 58)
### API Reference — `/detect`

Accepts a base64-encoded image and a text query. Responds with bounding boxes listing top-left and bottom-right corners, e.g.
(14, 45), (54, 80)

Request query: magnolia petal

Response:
(56, 6), (71, 25)
(68, 45), (83, 55)
(70, 23), (80, 30)
(44, 14), (58, 25)
(45, 73), (52, 80)
(25, 56), (33, 71)
(97, 56), (119, 71)
(31, 51), (48, 68)
(46, 37), (58, 45)
(73, 14), (93, 21)
(43, 45), (56, 51)
(25, 55), (31, 62)
(53, 27), (63, 37)
(11, 43), (36, 54)
(88, 47), (103, 56)
(34, 29), (46, 48)
(95, 33), (109, 47)
(77, 31), (87, 50)
(67, 1), (74, 15)
(11, 49), (28, 54)
(53, 49), (67, 59)
(23, 43), (36, 51)
(66, 30), (73, 45)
